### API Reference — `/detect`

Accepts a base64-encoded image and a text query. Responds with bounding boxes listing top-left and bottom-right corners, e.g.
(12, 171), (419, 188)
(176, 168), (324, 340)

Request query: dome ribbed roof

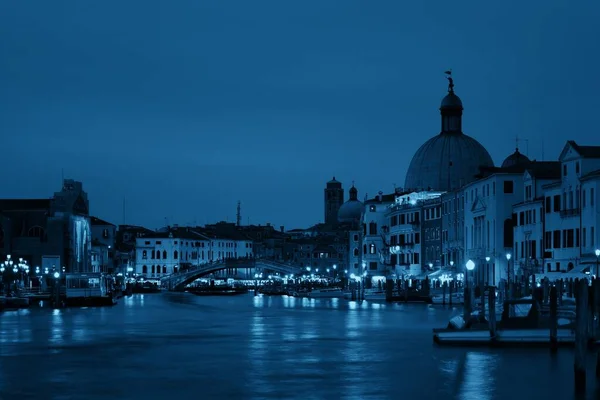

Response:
(337, 184), (363, 223)
(338, 200), (363, 223)
(501, 148), (530, 168)
(404, 132), (494, 192)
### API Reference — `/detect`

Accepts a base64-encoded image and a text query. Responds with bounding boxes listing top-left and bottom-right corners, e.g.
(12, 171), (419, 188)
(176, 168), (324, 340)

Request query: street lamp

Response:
(54, 271), (60, 279)
(595, 249), (600, 277)
(505, 253), (512, 284)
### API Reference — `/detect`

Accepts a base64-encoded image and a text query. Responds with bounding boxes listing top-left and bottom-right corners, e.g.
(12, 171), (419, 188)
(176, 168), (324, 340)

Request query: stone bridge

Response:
(160, 259), (302, 291)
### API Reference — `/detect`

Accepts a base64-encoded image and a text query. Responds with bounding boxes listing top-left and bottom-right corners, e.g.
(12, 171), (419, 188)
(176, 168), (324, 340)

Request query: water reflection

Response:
(0, 293), (588, 399)
(49, 309), (64, 346)
(458, 352), (497, 400)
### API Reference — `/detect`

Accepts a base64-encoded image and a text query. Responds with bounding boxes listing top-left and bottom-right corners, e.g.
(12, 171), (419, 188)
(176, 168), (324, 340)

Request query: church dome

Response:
(404, 76), (494, 192)
(338, 185), (363, 223)
(501, 148), (530, 168)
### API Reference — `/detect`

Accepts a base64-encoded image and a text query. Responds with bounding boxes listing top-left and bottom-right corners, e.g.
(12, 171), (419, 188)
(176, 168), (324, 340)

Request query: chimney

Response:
(266, 222), (271, 227)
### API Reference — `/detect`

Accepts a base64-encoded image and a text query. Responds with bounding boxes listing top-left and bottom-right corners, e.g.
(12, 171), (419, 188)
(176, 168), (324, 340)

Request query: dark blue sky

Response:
(1, 1), (599, 230)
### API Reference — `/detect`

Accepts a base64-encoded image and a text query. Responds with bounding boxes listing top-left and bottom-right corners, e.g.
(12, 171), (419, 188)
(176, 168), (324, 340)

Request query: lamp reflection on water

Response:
(456, 352), (497, 400)
(49, 309), (64, 345)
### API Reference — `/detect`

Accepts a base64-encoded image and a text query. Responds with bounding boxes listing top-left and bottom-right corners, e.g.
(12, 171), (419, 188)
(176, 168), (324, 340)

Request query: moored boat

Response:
(433, 298), (577, 347)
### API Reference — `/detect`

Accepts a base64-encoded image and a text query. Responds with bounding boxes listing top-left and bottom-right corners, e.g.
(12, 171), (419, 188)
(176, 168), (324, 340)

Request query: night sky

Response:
(1, 1), (599, 230)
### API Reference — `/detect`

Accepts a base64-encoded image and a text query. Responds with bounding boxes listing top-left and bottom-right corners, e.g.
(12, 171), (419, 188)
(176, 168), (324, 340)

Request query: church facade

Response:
(0, 179), (93, 273)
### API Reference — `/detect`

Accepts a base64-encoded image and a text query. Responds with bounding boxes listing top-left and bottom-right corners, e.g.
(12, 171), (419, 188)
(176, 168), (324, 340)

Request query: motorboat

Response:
(433, 298), (577, 347)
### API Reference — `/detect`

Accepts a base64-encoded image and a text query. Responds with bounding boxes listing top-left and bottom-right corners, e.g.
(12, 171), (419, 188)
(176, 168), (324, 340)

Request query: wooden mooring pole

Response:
(549, 285), (558, 353)
(488, 286), (496, 338)
(574, 278), (588, 394)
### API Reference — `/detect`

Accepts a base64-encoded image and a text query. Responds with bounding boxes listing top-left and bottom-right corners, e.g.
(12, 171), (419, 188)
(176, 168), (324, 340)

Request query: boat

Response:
(64, 273), (118, 307)
(307, 288), (345, 299)
(433, 298), (577, 347)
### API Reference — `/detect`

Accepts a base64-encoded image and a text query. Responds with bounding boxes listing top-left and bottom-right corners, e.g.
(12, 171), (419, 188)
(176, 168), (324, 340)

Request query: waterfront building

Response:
(512, 162), (561, 278)
(540, 141), (600, 277)
(441, 188), (465, 270)
(90, 216), (116, 273)
(0, 179), (92, 273)
(421, 196), (442, 271)
(135, 228), (211, 277)
(361, 192), (395, 283)
(387, 191), (442, 277)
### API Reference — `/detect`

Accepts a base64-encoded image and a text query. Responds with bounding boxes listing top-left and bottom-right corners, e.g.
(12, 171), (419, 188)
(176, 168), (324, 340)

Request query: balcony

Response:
(560, 208), (580, 218)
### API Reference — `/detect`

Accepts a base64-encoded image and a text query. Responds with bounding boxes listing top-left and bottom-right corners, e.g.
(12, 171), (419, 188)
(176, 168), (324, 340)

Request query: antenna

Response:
(523, 139), (530, 157)
(541, 137), (545, 161)
(236, 201), (242, 227)
(122, 197), (126, 225)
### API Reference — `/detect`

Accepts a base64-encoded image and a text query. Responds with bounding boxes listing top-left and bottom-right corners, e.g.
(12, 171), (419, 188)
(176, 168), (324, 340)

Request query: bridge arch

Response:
(162, 259), (302, 291)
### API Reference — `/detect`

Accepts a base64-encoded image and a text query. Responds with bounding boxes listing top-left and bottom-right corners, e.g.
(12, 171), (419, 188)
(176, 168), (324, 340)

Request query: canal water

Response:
(0, 293), (598, 400)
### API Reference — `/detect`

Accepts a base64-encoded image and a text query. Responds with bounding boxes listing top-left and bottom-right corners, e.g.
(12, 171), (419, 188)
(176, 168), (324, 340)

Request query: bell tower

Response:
(324, 177), (344, 225)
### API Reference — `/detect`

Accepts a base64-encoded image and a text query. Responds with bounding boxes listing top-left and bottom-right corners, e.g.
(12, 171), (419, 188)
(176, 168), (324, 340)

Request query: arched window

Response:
(201, 250), (205, 259)
(28, 226), (45, 238)
(142, 265), (147, 274)
(163, 250), (167, 259)
(151, 265), (155, 273)
(353, 248), (359, 257)
(363, 244), (367, 254)
(151, 250), (155, 259)
(156, 251), (161, 260)
(163, 266), (167, 274)
(142, 250), (147, 259)
(174, 266), (178, 273)
(156, 266), (160, 275)
(174, 250), (179, 259)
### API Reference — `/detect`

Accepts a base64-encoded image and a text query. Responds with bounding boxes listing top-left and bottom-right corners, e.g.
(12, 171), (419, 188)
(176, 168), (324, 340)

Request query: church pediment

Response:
(559, 141), (580, 162)
(471, 196), (486, 213)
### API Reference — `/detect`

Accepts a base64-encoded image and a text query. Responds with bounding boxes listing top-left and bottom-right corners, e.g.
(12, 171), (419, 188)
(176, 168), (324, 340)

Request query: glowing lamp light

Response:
(306, 266), (311, 271)
(595, 249), (600, 257)
(485, 256), (490, 262)
(466, 259), (475, 271)
(333, 264), (337, 270)
(449, 261), (454, 267)
(53, 272), (60, 279)
(13, 267), (17, 273)
(0, 266), (4, 273)
(350, 273), (356, 280)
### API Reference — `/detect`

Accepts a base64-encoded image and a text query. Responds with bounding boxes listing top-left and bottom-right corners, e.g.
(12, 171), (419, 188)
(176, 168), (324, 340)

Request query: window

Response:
(174, 250), (178, 259)
(163, 250), (167, 258)
(151, 250), (155, 259)
(563, 164), (567, 176)
(142, 250), (147, 259)
(553, 231), (561, 249)
(156, 251), (160, 260)
(353, 248), (359, 257)
(583, 228), (587, 247)
(142, 265), (147, 274)
(576, 162), (580, 174)
(545, 197), (551, 213)
(353, 234), (359, 242)
(553, 195), (560, 212)
(369, 222), (377, 235)
(369, 244), (376, 254)
(503, 180), (514, 194)
(592, 189), (595, 206)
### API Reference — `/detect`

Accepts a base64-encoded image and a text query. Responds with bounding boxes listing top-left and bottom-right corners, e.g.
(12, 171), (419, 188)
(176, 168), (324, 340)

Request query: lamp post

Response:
(505, 253), (512, 301)
(595, 249), (600, 278)
(465, 259), (475, 321)
(485, 256), (490, 286)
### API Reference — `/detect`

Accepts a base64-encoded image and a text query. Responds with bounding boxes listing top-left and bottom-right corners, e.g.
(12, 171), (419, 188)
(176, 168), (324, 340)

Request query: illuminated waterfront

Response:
(0, 294), (598, 399)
